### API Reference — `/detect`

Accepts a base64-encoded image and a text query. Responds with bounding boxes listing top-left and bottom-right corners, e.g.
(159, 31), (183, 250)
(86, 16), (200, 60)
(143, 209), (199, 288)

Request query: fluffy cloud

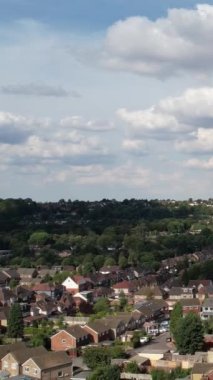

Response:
(0, 111), (47, 144)
(118, 87), (213, 155)
(0, 111), (113, 170)
(176, 128), (213, 153)
(60, 116), (114, 132)
(104, 4), (213, 77)
(0, 83), (74, 97)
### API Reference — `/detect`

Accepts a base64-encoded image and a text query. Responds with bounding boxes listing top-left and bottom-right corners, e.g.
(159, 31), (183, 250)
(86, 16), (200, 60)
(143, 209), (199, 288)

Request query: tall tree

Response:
(170, 302), (182, 341)
(7, 303), (24, 339)
(175, 313), (204, 354)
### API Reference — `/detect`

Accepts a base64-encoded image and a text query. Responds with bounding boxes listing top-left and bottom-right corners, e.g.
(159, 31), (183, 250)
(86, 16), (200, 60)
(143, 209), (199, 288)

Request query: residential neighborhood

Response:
(0, 264), (211, 380)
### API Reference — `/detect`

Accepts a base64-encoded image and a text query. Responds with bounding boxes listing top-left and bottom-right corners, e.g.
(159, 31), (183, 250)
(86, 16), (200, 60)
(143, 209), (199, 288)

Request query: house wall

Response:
(2, 353), (19, 376)
(41, 365), (72, 380)
(182, 306), (201, 316)
(22, 359), (41, 379)
(51, 331), (77, 351)
(22, 359), (72, 380)
(83, 326), (109, 344)
(114, 288), (129, 295)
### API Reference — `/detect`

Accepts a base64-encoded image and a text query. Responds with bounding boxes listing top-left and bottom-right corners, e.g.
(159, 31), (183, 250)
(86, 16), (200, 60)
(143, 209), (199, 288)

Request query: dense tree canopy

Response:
(175, 313), (204, 354)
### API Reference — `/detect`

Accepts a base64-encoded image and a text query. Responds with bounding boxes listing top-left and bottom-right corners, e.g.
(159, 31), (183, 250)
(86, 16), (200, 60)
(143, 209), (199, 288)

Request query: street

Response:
(130, 332), (175, 356)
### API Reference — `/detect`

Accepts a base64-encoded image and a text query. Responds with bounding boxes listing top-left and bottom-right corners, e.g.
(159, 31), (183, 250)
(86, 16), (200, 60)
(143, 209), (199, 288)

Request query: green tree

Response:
(88, 365), (120, 380)
(132, 331), (141, 348)
(118, 255), (128, 269)
(125, 361), (140, 374)
(28, 231), (50, 246)
(7, 303), (24, 338)
(119, 291), (128, 311)
(104, 257), (116, 267)
(93, 297), (110, 316)
(175, 313), (204, 354)
(170, 302), (182, 341)
(83, 347), (111, 370)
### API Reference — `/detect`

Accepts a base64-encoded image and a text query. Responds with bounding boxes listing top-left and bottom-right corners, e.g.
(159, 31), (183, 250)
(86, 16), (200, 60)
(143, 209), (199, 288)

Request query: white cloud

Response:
(186, 157), (213, 169)
(45, 162), (151, 188)
(176, 128), (213, 153)
(103, 4), (213, 77)
(117, 87), (213, 155)
(0, 111), (48, 144)
(0, 110), (113, 171)
(122, 138), (147, 154)
(60, 116), (114, 132)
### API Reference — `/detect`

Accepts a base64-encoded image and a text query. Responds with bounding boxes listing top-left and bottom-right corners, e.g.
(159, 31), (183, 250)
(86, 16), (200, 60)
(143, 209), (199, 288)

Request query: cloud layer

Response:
(104, 4), (213, 77)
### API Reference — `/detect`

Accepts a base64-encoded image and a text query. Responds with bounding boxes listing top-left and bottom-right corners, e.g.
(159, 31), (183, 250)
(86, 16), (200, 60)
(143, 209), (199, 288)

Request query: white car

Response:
(140, 336), (149, 344)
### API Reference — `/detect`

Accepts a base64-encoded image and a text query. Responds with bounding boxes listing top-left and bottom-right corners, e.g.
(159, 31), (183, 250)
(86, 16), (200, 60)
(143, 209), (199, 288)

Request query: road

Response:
(130, 332), (175, 356)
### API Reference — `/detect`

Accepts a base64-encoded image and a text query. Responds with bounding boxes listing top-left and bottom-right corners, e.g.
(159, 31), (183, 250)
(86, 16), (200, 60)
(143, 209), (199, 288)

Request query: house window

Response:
(58, 371), (63, 377)
(24, 367), (29, 372)
(62, 339), (66, 343)
(12, 363), (17, 370)
(34, 369), (38, 375)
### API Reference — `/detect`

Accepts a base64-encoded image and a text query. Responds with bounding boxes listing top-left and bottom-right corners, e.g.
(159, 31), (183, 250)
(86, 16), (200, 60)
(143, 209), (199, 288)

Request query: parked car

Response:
(140, 336), (149, 344)
(148, 329), (159, 336)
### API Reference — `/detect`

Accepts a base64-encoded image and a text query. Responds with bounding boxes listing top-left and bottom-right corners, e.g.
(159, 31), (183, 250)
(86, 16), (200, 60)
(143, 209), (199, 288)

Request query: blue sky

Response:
(1, 0), (213, 201)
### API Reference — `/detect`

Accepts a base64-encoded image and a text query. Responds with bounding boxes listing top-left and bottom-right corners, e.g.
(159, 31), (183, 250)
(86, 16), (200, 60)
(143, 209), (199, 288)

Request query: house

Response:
(191, 363), (213, 380)
(179, 299), (201, 316)
(15, 286), (34, 303)
(0, 288), (16, 307)
(0, 272), (10, 287)
(1, 346), (47, 376)
(167, 287), (195, 311)
(116, 313), (137, 331)
(103, 317), (126, 340)
(83, 320), (110, 344)
(99, 266), (120, 275)
(0, 307), (10, 328)
(189, 280), (213, 289)
(134, 300), (168, 321)
(51, 325), (90, 351)
(0, 342), (27, 369)
(22, 351), (72, 380)
(62, 275), (93, 294)
(112, 280), (138, 296)
(57, 292), (74, 315)
(134, 287), (163, 303)
(169, 287), (194, 300)
(17, 268), (38, 284)
(32, 283), (56, 299)
(31, 299), (57, 317)
(201, 299), (213, 320)
(37, 269), (58, 280)
(1, 269), (20, 282)
(131, 310), (146, 328)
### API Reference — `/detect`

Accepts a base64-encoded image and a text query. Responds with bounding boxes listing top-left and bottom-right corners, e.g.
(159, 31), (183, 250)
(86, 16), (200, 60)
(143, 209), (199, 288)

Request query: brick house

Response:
(112, 280), (137, 296)
(22, 351), (72, 380)
(179, 298), (201, 316)
(51, 325), (90, 351)
(83, 320), (110, 344)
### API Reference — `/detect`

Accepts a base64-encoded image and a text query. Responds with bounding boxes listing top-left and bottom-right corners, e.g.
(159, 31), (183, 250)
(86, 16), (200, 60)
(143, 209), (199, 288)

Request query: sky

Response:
(1, 0), (213, 201)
